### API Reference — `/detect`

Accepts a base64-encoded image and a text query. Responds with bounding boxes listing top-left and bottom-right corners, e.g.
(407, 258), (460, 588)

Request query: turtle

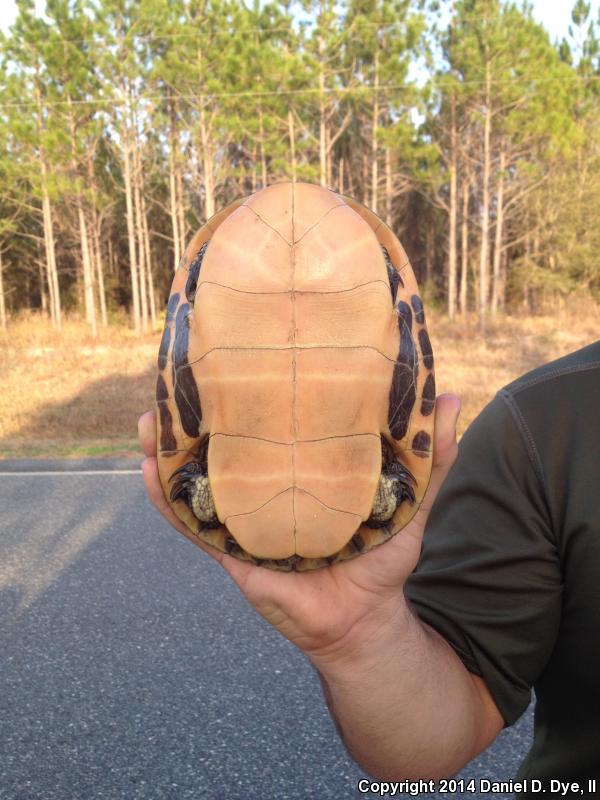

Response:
(155, 181), (435, 571)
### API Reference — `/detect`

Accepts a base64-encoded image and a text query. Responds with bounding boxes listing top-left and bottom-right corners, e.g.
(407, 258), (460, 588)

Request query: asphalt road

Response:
(0, 459), (534, 800)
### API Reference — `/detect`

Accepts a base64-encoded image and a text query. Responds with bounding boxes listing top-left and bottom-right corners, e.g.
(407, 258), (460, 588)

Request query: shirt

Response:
(405, 340), (600, 794)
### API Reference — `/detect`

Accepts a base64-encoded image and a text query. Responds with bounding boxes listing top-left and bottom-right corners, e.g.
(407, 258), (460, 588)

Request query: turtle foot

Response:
(365, 461), (416, 529)
(169, 461), (220, 528)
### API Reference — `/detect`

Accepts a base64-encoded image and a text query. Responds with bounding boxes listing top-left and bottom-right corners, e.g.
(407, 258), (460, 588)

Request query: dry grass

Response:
(0, 313), (160, 459)
(0, 305), (598, 459)
(429, 300), (599, 437)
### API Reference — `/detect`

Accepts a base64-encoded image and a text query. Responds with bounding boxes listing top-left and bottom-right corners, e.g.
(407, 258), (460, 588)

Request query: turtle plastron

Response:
(156, 182), (435, 571)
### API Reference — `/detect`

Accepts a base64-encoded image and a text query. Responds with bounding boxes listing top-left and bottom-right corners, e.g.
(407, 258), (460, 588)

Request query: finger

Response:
(138, 410), (157, 457)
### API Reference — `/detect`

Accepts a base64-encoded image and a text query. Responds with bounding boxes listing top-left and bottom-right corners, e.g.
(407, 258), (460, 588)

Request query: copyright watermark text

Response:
(357, 778), (598, 796)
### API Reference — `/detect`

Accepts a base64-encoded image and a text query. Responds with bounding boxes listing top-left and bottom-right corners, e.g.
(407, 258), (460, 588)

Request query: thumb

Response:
(414, 392), (461, 524)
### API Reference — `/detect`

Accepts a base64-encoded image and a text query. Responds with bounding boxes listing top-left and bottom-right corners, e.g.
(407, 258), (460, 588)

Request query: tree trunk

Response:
(371, 49), (380, 214)
(176, 155), (186, 254)
(38, 255), (47, 314)
(87, 156), (108, 327)
(259, 106), (268, 189)
(319, 39), (327, 187)
(447, 94), (458, 320)
(77, 201), (97, 337)
(288, 107), (297, 184)
(460, 178), (469, 315)
(145, 233), (157, 330)
(94, 222), (108, 327)
(499, 249), (508, 313)
(108, 236), (115, 276)
(491, 146), (506, 315)
(168, 99), (182, 270)
(123, 125), (141, 335)
(133, 125), (148, 333)
(136, 210), (148, 333)
(41, 182), (60, 329)
(425, 225), (433, 287)
(339, 157), (345, 194)
(67, 95), (97, 336)
(0, 251), (6, 329)
(35, 80), (61, 330)
(199, 104), (215, 220)
(478, 61), (492, 334)
(347, 153), (356, 198)
(140, 171), (156, 329)
(532, 206), (541, 311)
(251, 144), (257, 193)
(384, 146), (393, 227)
(326, 125), (333, 187)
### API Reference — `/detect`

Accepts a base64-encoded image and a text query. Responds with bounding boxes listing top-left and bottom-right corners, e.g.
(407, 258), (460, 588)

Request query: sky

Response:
(0, 0), (598, 42)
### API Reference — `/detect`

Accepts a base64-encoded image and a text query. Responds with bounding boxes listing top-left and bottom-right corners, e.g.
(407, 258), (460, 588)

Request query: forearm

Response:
(309, 600), (502, 780)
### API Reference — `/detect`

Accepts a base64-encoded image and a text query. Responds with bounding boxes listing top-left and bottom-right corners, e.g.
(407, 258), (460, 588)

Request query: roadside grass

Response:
(428, 300), (599, 436)
(0, 305), (597, 460)
(0, 313), (159, 460)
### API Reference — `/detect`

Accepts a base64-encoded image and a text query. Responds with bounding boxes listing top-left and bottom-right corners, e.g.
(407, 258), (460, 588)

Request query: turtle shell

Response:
(155, 182), (435, 571)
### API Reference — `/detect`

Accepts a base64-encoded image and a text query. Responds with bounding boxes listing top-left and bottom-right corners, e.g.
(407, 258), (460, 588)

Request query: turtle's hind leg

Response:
(365, 438), (416, 529)
(169, 438), (220, 529)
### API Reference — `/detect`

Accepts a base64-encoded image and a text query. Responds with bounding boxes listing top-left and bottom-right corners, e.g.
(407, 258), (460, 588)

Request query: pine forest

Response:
(1, 0), (599, 336)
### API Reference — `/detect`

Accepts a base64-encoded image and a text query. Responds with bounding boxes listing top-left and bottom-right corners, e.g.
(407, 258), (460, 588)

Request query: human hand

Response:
(138, 393), (460, 662)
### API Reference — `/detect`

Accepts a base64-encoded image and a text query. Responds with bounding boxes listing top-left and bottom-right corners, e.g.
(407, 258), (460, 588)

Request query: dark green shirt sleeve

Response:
(405, 392), (562, 727)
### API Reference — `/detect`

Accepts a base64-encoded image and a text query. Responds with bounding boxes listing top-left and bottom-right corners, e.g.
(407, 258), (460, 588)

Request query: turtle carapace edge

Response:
(155, 182), (435, 571)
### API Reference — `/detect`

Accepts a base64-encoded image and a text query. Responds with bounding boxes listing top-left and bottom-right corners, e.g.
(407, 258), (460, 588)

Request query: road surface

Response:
(0, 459), (533, 800)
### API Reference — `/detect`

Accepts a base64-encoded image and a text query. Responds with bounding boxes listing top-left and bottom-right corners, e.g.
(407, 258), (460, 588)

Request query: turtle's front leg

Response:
(169, 461), (220, 529)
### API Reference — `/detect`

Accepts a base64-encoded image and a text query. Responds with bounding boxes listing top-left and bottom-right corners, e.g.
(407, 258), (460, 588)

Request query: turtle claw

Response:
(170, 480), (188, 504)
(171, 461), (202, 478)
(169, 461), (202, 502)
(388, 461), (416, 505)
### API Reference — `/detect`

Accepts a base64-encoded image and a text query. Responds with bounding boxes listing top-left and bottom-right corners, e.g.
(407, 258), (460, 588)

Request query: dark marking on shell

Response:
(381, 245), (402, 304)
(156, 373), (169, 402)
(421, 373), (436, 417)
(166, 292), (180, 323)
(388, 301), (418, 441)
(173, 303), (202, 437)
(158, 402), (177, 452)
(396, 301), (413, 353)
(419, 329), (434, 370)
(173, 303), (191, 365)
(185, 242), (208, 305)
(157, 325), (171, 370)
(175, 367), (202, 438)
(411, 294), (425, 325)
(351, 533), (365, 552)
(412, 430), (431, 457)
